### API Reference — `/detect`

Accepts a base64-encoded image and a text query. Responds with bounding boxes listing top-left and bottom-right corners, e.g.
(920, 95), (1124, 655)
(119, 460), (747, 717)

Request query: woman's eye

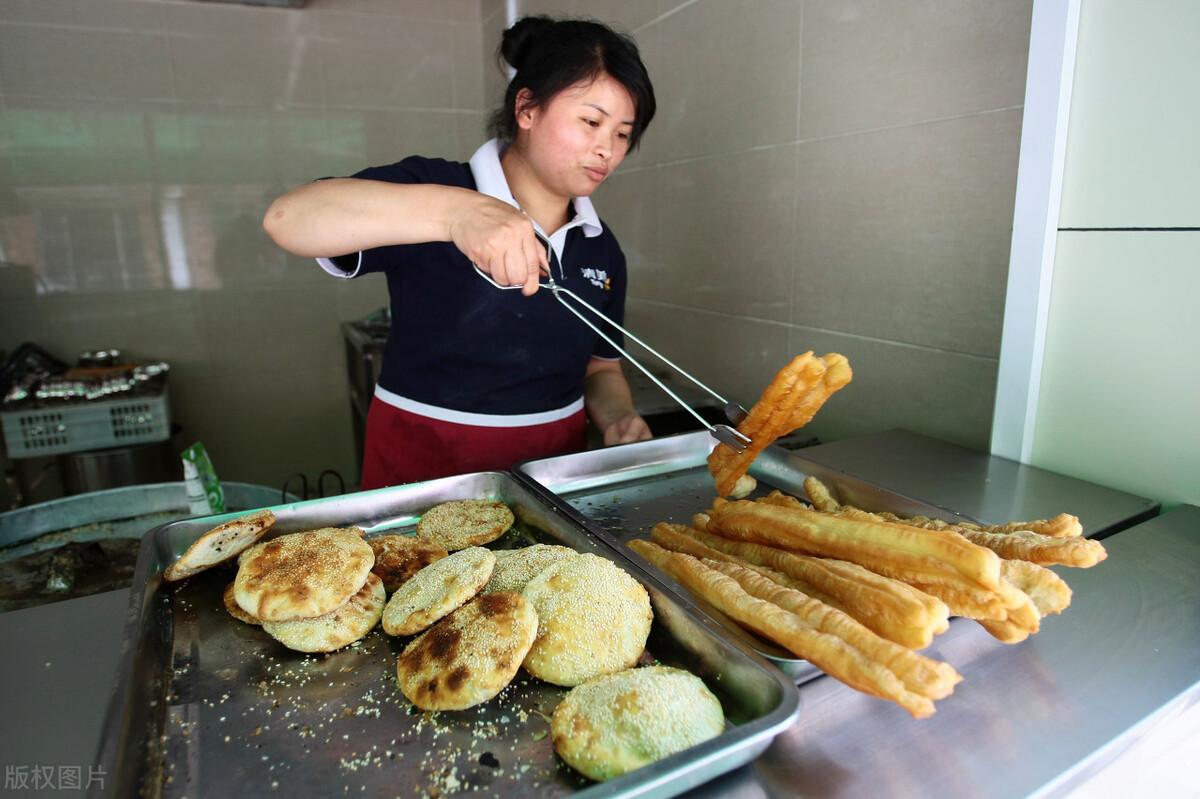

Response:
(617, 131), (630, 141)
(583, 118), (599, 127)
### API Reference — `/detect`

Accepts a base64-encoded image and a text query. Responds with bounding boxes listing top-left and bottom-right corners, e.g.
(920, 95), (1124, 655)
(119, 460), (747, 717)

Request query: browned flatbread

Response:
(223, 582), (260, 625)
(396, 592), (538, 711)
(368, 535), (448, 592)
(164, 509), (276, 581)
(551, 666), (725, 781)
(234, 527), (374, 622)
(262, 573), (386, 653)
(521, 553), (653, 687)
(415, 499), (514, 551)
(381, 547), (495, 636)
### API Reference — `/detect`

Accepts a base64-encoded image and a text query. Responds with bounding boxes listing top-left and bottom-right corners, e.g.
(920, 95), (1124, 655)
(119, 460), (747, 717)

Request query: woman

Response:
(263, 16), (655, 489)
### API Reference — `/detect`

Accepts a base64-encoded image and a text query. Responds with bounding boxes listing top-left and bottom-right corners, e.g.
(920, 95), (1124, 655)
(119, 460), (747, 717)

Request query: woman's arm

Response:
(584, 358), (652, 445)
(262, 178), (549, 295)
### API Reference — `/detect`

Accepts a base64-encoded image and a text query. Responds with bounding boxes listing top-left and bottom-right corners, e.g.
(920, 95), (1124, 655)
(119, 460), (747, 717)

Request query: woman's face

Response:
(517, 73), (636, 199)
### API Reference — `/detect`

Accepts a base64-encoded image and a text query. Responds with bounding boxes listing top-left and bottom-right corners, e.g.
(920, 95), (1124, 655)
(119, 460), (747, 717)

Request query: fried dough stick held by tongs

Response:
(473, 236), (752, 453)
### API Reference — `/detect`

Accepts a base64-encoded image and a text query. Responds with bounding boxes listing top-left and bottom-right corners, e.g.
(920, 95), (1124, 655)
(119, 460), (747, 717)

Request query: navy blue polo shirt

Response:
(318, 141), (627, 424)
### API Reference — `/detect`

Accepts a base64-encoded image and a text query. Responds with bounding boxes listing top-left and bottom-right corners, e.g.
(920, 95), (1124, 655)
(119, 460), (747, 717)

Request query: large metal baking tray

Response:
(95, 471), (799, 798)
(513, 431), (982, 684)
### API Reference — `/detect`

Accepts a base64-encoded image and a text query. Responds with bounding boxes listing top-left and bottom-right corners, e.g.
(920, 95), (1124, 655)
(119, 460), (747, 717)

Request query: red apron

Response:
(359, 396), (587, 489)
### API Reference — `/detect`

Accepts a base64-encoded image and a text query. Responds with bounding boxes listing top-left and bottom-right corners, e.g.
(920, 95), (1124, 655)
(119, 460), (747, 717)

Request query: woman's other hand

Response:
(601, 412), (652, 446)
(446, 193), (550, 296)
(584, 359), (653, 447)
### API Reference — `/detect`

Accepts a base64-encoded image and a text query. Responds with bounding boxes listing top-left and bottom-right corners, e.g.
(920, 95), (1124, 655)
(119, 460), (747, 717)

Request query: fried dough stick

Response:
(651, 523), (949, 649)
(1001, 559), (1072, 616)
(802, 477), (1104, 569)
(706, 498), (1002, 591)
(799, 479), (1062, 642)
(963, 514), (1083, 539)
(628, 540), (939, 718)
(707, 353), (852, 497)
(701, 558), (961, 699)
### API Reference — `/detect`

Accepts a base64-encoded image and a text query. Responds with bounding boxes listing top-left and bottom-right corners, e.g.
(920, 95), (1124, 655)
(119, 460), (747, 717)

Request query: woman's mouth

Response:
(583, 166), (608, 182)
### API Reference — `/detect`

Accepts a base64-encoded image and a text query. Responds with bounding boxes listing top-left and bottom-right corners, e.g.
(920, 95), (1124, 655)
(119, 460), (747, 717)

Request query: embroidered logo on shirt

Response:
(580, 267), (610, 291)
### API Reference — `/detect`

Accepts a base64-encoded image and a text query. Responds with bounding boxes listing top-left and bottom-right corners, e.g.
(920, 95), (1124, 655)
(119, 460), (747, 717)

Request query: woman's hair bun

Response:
(500, 15), (553, 72)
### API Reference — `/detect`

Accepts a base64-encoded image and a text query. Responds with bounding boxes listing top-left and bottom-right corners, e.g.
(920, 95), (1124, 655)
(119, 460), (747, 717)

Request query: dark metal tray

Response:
(94, 471), (798, 798)
(514, 431), (982, 684)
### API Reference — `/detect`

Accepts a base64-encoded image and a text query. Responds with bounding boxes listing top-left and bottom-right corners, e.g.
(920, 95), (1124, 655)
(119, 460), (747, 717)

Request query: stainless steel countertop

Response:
(797, 429), (1159, 537)
(0, 587), (128, 795)
(0, 431), (1185, 797)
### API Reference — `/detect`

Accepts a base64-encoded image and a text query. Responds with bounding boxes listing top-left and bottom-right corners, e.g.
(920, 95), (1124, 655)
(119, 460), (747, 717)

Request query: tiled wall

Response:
(1031, 1), (1200, 508)
(0, 0), (487, 491)
(509, 0), (1032, 450)
(1, 0), (1033, 497)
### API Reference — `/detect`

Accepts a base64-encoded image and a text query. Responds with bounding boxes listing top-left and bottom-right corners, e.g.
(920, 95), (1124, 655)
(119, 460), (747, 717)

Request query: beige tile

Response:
(1059, 2), (1200, 227)
(154, 107), (275, 185)
(799, 0), (1031, 139)
(640, 0), (800, 162)
(0, 294), (46, 352)
(335, 274), (390, 324)
(316, 13), (457, 110)
(481, 0), (508, 22)
(1032, 231), (1200, 507)
(590, 166), (661, 285)
(570, 0), (669, 32)
(455, 111), (488, 157)
(515, 0), (574, 17)
(2, 103), (159, 186)
(793, 110), (1021, 357)
(195, 283), (343, 378)
(623, 298), (794, 410)
(266, 107), (334, 186)
(163, 3), (323, 107)
(452, 16), (486, 110)
(171, 364), (358, 490)
(308, 0), (481, 23)
(786, 325), (997, 451)
(646, 144), (796, 322)
(0, 0), (168, 32)
(31, 290), (211, 373)
(0, 25), (174, 101)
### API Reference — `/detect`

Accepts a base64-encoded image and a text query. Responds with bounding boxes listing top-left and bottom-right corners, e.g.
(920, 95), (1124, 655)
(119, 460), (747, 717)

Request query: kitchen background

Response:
(0, 0), (1195, 507)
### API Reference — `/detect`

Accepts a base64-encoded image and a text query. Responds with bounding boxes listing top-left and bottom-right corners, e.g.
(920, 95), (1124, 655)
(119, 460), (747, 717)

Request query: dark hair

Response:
(488, 16), (656, 150)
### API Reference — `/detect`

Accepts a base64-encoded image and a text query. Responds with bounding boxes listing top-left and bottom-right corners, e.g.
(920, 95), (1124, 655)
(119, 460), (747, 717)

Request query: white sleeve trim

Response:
(316, 251), (363, 279)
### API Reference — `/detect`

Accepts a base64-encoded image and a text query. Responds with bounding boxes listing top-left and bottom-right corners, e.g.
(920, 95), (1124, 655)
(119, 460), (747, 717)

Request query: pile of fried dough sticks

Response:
(632, 477), (1107, 718)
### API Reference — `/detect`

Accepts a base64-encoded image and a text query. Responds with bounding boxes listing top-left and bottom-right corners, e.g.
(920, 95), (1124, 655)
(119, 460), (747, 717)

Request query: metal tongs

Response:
(473, 233), (751, 452)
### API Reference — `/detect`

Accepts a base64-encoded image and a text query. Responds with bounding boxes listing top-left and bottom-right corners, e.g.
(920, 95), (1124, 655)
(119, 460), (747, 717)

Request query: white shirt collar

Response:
(468, 139), (603, 240)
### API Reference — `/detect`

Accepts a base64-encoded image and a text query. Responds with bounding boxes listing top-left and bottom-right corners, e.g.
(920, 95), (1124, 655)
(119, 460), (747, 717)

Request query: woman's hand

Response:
(601, 412), (652, 446)
(584, 358), (653, 447)
(446, 192), (550, 296)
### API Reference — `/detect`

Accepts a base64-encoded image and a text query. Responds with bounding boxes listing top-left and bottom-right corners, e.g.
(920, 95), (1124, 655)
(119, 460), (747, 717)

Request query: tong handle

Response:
(550, 287), (751, 452)
(471, 245), (750, 451)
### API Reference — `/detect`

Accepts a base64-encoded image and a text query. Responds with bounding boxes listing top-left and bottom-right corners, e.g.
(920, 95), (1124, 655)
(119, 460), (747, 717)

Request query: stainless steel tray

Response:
(513, 431), (981, 684)
(95, 471), (799, 798)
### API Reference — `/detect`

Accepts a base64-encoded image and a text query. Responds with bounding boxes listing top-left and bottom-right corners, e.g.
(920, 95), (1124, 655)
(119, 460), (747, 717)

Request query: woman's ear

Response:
(515, 88), (537, 131)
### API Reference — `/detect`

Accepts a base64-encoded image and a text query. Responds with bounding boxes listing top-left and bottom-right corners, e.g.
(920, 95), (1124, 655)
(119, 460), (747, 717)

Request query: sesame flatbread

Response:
(381, 547), (495, 636)
(552, 666), (725, 781)
(164, 509), (276, 581)
(415, 499), (514, 551)
(369, 535), (449, 592)
(262, 573), (386, 653)
(223, 582), (260, 625)
(484, 544), (577, 594)
(521, 553), (653, 687)
(396, 591), (538, 711)
(234, 527), (373, 622)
